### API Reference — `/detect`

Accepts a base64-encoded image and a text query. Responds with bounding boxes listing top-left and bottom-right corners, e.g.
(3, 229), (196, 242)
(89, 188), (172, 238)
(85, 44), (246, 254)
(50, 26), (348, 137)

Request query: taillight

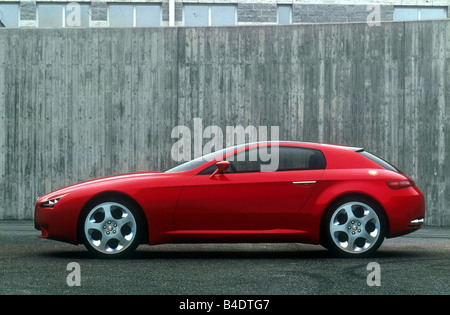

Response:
(386, 180), (415, 190)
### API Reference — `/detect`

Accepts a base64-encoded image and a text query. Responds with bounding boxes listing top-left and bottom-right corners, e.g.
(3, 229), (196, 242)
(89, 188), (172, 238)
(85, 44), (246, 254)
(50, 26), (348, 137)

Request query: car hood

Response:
(38, 171), (164, 201)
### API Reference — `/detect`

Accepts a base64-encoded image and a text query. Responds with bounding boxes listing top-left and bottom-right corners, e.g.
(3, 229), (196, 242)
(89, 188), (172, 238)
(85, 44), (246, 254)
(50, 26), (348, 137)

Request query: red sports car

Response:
(34, 141), (425, 258)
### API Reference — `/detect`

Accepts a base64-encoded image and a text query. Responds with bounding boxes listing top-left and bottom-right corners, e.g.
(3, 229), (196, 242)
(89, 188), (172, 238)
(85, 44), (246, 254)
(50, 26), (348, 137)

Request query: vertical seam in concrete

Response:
(176, 26), (180, 129)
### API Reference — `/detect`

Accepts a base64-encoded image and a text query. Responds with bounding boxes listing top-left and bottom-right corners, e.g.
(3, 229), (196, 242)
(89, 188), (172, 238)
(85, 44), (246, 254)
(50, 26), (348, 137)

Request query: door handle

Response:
(292, 181), (316, 186)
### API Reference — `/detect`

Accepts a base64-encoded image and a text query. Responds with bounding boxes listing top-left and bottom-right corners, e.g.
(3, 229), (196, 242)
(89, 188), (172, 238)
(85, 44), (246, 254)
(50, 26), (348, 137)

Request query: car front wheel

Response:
(323, 198), (386, 257)
(81, 199), (142, 258)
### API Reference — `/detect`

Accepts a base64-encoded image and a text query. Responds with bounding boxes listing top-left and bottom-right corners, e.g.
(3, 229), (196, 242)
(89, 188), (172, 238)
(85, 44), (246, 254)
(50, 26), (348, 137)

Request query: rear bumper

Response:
(385, 186), (426, 238)
(409, 217), (425, 227)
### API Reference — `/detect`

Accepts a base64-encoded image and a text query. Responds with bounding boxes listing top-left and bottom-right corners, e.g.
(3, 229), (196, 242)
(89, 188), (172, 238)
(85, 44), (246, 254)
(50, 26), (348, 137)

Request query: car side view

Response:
(34, 141), (425, 258)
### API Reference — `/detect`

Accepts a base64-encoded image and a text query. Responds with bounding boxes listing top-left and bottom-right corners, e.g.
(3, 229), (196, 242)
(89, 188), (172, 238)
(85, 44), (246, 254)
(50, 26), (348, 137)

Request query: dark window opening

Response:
(198, 146), (326, 175)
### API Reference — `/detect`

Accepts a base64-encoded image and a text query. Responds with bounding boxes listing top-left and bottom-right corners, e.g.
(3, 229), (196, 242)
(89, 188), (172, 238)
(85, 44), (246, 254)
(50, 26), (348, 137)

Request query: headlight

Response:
(40, 197), (62, 208)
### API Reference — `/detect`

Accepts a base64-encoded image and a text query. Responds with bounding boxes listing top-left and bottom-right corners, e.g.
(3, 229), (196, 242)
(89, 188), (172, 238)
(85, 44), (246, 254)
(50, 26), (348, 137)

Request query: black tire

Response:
(322, 197), (386, 258)
(80, 198), (143, 258)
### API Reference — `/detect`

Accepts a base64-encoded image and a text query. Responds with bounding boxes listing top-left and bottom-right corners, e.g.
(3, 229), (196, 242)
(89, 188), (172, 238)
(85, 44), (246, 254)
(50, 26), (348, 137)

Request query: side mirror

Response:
(210, 161), (230, 178)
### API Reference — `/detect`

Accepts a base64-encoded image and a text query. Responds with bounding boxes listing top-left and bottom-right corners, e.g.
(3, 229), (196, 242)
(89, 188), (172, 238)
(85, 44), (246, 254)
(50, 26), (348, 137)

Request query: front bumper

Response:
(34, 201), (79, 245)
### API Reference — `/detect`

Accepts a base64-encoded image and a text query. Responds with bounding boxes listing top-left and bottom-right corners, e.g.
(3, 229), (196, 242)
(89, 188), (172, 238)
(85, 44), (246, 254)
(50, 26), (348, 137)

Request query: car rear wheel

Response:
(323, 198), (386, 257)
(81, 199), (142, 258)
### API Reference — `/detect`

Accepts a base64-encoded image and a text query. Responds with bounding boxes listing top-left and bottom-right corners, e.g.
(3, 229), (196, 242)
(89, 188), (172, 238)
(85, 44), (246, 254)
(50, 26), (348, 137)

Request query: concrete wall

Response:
(0, 20), (449, 226)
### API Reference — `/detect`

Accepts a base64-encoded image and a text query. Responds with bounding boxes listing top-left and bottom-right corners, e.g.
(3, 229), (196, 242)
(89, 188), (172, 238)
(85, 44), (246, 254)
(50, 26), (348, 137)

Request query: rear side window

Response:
(229, 146), (326, 173)
(358, 151), (401, 173)
(277, 146), (326, 171)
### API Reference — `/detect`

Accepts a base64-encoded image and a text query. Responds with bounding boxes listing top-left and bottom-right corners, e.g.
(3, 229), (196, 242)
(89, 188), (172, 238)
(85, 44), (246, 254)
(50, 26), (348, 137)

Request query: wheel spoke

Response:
(97, 235), (110, 252)
(85, 219), (101, 231)
(360, 210), (377, 225)
(114, 232), (130, 246)
(331, 223), (348, 234)
(102, 204), (114, 223)
(347, 234), (357, 250)
(341, 204), (354, 222)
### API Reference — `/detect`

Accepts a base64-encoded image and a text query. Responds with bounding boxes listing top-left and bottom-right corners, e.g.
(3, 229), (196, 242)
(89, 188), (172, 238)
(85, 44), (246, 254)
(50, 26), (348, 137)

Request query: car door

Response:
(174, 145), (326, 231)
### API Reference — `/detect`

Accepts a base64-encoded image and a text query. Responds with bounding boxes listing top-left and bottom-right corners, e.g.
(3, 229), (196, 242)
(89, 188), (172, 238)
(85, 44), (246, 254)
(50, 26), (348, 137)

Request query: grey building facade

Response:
(0, 0), (448, 28)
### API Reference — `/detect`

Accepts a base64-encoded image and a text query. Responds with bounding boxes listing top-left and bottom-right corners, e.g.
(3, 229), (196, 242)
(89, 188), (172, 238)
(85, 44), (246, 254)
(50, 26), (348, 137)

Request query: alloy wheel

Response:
(328, 201), (382, 255)
(83, 201), (138, 256)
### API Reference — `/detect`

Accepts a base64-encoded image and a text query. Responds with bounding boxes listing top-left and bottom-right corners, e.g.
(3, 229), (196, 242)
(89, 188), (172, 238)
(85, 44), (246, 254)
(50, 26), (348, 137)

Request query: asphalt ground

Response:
(0, 221), (449, 297)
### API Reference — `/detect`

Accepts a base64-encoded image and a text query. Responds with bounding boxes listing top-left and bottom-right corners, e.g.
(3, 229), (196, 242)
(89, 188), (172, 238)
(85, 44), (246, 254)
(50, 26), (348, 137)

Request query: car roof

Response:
(239, 140), (363, 152)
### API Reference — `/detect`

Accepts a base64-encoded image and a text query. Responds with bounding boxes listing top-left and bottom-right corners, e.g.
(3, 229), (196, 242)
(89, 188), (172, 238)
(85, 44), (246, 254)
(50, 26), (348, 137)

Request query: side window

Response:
(278, 147), (326, 171)
(198, 146), (326, 174)
(197, 147), (270, 174)
(228, 147), (263, 173)
(228, 146), (326, 172)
